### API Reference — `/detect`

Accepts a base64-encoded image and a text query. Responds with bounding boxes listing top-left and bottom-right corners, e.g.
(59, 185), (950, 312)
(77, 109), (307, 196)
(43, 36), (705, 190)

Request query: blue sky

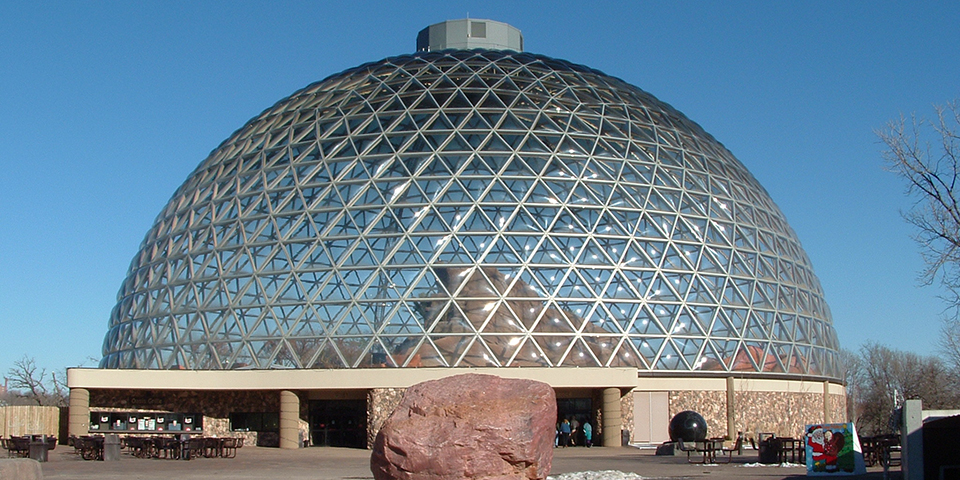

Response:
(1, 1), (958, 374)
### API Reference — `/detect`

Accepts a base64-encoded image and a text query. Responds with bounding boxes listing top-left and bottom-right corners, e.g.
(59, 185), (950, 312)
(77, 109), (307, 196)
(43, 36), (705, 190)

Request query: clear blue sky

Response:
(2, 1), (958, 374)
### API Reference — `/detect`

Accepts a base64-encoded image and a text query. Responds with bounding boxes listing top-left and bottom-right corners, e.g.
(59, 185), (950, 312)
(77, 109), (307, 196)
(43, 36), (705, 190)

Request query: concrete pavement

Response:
(35, 444), (901, 480)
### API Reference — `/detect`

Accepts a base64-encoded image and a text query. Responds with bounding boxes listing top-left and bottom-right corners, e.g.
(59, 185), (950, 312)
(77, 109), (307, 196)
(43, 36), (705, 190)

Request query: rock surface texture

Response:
(0, 458), (43, 480)
(371, 374), (556, 480)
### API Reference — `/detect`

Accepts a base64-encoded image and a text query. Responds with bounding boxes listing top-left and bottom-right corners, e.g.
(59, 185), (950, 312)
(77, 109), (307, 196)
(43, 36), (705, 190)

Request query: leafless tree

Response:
(5, 355), (67, 407)
(880, 100), (960, 293)
(840, 349), (864, 425)
(880, 99), (960, 378)
(940, 317), (960, 373)
(847, 343), (960, 435)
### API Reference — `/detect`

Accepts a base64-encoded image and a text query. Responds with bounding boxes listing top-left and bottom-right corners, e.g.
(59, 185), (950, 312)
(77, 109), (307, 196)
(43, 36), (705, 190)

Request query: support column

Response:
(822, 381), (831, 423)
(279, 390), (300, 449)
(601, 387), (621, 448)
(902, 399), (924, 480)
(68, 388), (90, 439)
(726, 376), (736, 440)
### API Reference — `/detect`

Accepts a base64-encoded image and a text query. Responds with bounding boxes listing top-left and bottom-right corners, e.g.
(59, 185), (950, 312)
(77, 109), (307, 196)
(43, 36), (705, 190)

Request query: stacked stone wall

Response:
(367, 388), (405, 448)
(668, 390), (727, 438)
(90, 389), (280, 416)
(828, 392), (847, 423)
(619, 391), (633, 445)
(665, 389), (844, 441)
(734, 391), (821, 438)
(591, 390), (603, 443)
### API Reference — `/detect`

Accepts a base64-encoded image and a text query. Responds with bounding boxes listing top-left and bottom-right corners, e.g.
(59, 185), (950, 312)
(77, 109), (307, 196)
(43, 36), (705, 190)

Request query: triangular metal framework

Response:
(101, 50), (841, 380)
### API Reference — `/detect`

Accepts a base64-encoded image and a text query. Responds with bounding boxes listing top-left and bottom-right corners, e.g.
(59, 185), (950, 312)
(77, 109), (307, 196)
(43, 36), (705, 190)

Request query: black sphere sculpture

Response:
(668, 411), (708, 442)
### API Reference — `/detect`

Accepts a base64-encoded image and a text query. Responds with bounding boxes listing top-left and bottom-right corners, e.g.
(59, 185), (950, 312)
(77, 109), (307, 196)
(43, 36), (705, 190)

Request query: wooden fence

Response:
(0, 406), (60, 437)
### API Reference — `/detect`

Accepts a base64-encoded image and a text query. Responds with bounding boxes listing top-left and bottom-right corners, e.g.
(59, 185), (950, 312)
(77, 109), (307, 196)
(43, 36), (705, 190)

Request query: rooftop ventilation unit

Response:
(416, 19), (523, 52)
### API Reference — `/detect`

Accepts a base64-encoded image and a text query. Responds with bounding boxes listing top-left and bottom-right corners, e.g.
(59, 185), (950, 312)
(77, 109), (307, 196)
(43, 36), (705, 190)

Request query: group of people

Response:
(557, 417), (592, 447)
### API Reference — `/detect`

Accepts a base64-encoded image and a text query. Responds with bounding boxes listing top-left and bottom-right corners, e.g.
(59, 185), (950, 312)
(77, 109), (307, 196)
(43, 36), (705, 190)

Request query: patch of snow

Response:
(548, 470), (645, 480)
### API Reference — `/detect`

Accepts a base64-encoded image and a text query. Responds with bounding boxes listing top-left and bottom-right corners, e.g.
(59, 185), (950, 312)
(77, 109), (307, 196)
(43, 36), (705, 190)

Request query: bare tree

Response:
(940, 317), (960, 373)
(846, 343), (960, 435)
(840, 348), (864, 424)
(5, 355), (67, 407)
(880, 100), (960, 378)
(880, 100), (960, 293)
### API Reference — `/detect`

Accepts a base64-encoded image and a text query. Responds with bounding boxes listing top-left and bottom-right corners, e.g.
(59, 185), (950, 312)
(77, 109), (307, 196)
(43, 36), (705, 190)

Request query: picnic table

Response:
(861, 434), (900, 467)
(68, 434), (244, 461)
(2, 437), (30, 458)
(677, 437), (727, 464)
(753, 433), (804, 464)
(774, 437), (804, 464)
(122, 435), (244, 459)
(3, 435), (56, 460)
(73, 435), (104, 461)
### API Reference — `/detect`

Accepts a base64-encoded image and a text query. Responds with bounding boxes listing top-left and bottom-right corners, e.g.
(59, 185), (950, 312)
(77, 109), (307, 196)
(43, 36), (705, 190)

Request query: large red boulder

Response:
(370, 374), (556, 480)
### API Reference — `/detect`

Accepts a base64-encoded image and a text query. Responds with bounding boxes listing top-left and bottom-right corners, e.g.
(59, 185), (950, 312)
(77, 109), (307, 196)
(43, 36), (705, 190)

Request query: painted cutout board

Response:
(804, 423), (867, 475)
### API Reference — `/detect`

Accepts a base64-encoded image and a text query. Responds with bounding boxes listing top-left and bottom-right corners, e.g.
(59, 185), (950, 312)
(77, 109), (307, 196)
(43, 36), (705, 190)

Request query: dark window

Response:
(471, 21), (486, 38)
(229, 412), (279, 432)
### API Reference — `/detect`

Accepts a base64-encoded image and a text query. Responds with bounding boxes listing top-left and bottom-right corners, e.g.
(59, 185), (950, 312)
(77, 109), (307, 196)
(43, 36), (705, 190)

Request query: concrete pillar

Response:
(68, 388), (90, 439)
(279, 390), (300, 449)
(601, 387), (621, 447)
(902, 399), (924, 480)
(822, 381), (830, 423)
(368, 388), (405, 449)
(726, 376), (736, 440)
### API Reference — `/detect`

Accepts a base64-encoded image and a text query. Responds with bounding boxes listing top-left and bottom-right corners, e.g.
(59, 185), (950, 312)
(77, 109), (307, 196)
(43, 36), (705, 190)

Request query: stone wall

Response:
(367, 388), (405, 448)
(619, 390), (633, 446)
(591, 390), (603, 443)
(665, 389), (847, 441)
(669, 390), (727, 438)
(827, 393), (847, 424)
(733, 391), (821, 438)
(90, 389), (281, 417)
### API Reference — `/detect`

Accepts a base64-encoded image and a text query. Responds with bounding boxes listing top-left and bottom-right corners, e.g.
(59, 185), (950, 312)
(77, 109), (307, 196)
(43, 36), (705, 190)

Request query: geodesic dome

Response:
(100, 48), (841, 379)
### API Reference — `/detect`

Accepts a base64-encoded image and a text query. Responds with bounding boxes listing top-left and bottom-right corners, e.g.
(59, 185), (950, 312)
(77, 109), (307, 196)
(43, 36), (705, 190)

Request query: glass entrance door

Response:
(308, 399), (366, 448)
(557, 398), (593, 446)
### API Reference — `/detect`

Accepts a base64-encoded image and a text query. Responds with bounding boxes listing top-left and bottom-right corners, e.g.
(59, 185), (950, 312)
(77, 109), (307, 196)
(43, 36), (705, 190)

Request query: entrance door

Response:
(633, 391), (669, 444)
(557, 398), (593, 446)
(308, 399), (366, 448)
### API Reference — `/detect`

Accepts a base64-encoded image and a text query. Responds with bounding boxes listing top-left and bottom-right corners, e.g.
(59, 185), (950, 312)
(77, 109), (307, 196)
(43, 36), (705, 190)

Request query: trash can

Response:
(178, 433), (191, 460)
(29, 436), (49, 462)
(757, 434), (778, 464)
(103, 434), (121, 461)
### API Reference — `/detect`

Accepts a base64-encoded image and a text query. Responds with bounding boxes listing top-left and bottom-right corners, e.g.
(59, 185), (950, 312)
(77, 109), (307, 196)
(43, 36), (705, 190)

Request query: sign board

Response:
(89, 411), (203, 433)
(804, 422), (867, 476)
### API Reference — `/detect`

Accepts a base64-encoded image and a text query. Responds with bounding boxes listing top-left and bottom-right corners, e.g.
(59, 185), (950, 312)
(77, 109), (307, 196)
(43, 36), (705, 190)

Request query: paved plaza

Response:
(34, 445), (900, 480)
